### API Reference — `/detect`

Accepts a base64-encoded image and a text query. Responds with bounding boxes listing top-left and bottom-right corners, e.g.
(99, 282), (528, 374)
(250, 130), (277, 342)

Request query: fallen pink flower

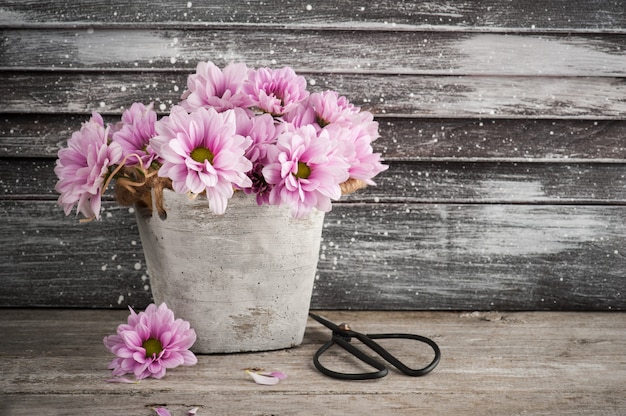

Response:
(103, 303), (197, 380)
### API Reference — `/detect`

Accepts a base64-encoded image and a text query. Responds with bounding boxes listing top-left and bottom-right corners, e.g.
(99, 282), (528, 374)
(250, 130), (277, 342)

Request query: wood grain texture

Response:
(1, 0), (625, 311)
(3, 158), (626, 204)
(3, 115), (626, 160)
(0, 201), (151, 309)
(314, 203), (626, 311)
(1, 0), (625, 32)
(1, 201), (624, 310)
(1, 309), (625, 415)
(3, 29), (626, 76)
(3, 71), (626, 119)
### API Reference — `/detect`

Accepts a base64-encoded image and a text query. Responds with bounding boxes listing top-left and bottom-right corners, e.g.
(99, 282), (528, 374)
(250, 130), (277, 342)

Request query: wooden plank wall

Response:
(0, 0), (625, 310)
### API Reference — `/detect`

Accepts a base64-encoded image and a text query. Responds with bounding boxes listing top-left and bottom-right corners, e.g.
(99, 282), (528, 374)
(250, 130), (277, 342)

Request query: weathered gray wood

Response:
(1, 0), (624, 32)
(3, 158), (626, 204)
(0, 201), (152, 308)
(315, 203), (626, 311)
(3, 115), (626, 160)
(1, 309), (625, 415)
(3, 29), (626, 77)
(3, 71), (626, 119)
(355, 161), (626, 204)
(1, 201), (624, 310)
(378, 118), (626, 161)
(1, 0), (625, 313)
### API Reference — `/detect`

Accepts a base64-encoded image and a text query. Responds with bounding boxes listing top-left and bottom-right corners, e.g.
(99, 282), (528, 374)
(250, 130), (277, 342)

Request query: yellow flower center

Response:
(294, 161), (311, 179)
(316, 115), (330, 128)
(190, 146), (215, 164)
(143, 338), (163, 358)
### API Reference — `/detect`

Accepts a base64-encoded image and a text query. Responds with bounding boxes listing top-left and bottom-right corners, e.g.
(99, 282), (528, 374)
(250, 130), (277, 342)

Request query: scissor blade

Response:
(309, 313), (342, 332)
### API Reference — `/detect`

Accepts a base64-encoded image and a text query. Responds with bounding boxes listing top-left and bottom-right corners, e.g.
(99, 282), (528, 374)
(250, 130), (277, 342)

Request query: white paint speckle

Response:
(306, 4), (312, 11)
(134, 262), (142, 270)
(117, 295), (124, 305)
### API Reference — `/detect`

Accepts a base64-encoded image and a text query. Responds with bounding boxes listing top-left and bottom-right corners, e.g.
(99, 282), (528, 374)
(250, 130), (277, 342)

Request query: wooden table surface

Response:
(1, 309), (625, 415)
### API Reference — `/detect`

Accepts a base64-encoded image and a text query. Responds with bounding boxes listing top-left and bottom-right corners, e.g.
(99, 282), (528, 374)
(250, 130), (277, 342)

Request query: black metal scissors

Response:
(309, 313), (440, 380)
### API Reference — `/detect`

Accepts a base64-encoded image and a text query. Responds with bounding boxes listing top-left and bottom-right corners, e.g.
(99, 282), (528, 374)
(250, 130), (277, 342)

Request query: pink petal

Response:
(246, 370), (280, 386)
(105, 377), (140, 384)
(188, 407), (200, 415)
(154, 408), (171, 416)
(158, 353), (185, 369)
(179, 349), (199, 366)
(267, 371), (288, 380)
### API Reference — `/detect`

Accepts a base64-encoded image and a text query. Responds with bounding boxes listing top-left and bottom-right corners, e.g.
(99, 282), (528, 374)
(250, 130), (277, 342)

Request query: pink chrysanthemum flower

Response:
(54, 112), (123, 220)
(233, 108), (278, 163)
(242, 163), (273, 205)
(244, 66), (309, 116)
(103, 303), (197, 380)
(151, 106), (253, 214)
(233, 109), (279, 204)
(111, 102), (158, 168)
(307, 90), (358, 128)
(180, 61), (252, 112)
(325, 124), (388, 185)
(345, 109), (381, 141)
(263, 125), (350, 218)
(282, 91), (378, 138)
(281, 101), (316, 129)
(283, 91), (358, 130)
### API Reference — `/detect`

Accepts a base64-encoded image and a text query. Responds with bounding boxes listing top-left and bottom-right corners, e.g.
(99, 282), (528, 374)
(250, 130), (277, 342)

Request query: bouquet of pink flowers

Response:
(55, 61), (388, 220)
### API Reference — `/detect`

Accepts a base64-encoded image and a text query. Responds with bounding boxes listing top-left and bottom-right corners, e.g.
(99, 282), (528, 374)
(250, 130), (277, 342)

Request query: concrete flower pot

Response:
(135, 189), (324, 353)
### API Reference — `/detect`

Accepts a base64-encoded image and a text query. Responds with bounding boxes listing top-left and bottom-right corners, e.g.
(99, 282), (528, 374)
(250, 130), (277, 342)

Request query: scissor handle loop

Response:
(364, 333), (441, 377)
(313, 332), (440, 380)
(313, 336), (389, 380)
(309, 313), (441, 380)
